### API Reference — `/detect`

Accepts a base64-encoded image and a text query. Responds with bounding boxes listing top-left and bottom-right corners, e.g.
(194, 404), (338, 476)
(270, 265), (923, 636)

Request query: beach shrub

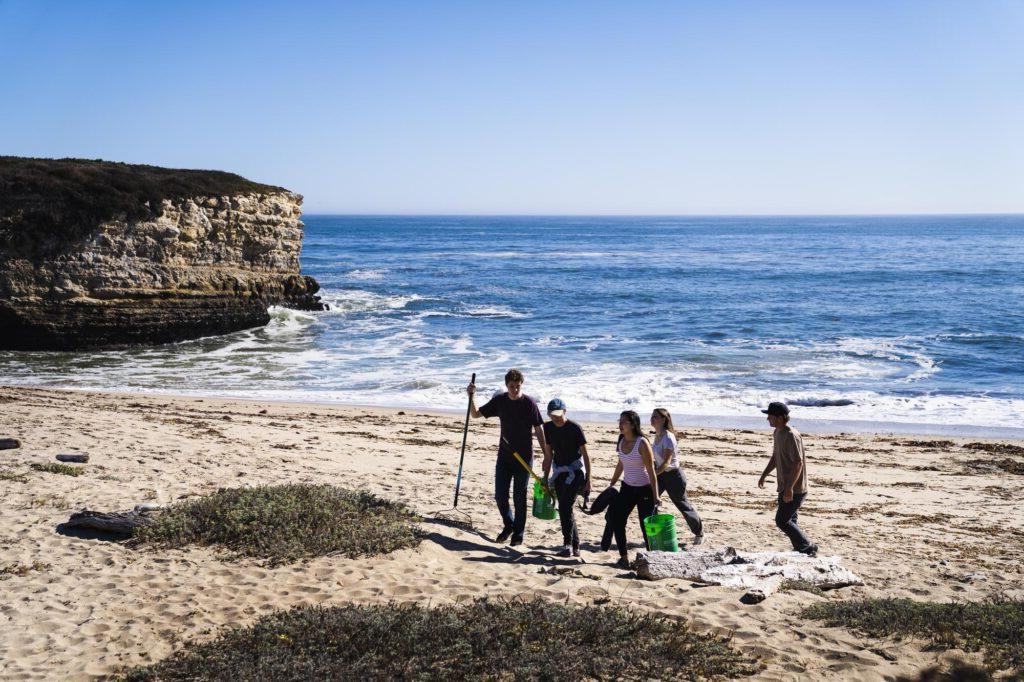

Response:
(123, 598), (761, 681)
(133, 484), (420, 565)
(30, 462), (84, 476)
(803, 597), (1024, 675)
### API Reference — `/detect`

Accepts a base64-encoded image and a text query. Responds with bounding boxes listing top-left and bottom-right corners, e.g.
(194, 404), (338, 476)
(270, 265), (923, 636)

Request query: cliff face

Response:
(0, 158), (324, 350)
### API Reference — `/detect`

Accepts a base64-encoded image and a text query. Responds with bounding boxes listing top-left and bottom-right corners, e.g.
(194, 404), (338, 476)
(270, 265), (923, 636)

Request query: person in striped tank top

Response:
(605, 410), (660, 569)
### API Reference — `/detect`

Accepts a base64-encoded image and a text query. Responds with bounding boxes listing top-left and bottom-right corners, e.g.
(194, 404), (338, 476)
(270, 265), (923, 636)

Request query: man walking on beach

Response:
(468, 369), (549, 546)
(540, 398), (591, 559)
(757, 402), (818, 556)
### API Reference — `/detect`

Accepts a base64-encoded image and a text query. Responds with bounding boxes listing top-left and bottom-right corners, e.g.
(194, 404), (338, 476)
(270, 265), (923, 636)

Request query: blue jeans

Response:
(495, 456), (530, 540)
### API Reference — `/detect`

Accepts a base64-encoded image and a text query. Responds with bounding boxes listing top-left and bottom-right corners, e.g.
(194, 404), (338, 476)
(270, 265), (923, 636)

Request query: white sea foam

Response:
(413, 304), (530, 320)
(319, 289), (421, 313)
(460, 305), (530, 319)
(345, 268), (388, 281)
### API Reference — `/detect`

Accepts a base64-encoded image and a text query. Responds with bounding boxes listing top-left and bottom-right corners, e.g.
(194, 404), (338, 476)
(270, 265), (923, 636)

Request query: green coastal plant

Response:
(132, 484), (420, 565)
(123, 598), (761, 681)
(803, 597), (1024, 675)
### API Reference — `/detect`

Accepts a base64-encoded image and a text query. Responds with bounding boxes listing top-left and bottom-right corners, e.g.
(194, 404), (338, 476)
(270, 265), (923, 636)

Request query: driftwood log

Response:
(0, 438), (21, 450)
(635, 547), (863, 602)
(62, 510), (156, 536)
(740, 575), (784, 604)
(56, 453), (89, 463)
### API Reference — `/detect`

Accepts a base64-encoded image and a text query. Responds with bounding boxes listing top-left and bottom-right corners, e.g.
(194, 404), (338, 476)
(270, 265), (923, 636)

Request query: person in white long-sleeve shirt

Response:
(650, 407), (704, 545)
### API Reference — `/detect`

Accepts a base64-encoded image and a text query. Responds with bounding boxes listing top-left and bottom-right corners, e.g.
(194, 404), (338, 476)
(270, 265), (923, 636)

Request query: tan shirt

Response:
(773, 425), (808, 494)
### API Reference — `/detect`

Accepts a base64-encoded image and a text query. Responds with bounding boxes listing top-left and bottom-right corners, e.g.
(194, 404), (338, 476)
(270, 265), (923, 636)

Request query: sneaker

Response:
(495, 526), (513, 544)
(572, 547), (582, 560)
(510, 536), (524, 547)
(692, 535), (705, 546)
(615, 556), (631, 570)
(799, 544), (819, 557)
(558, 545), (572, 558)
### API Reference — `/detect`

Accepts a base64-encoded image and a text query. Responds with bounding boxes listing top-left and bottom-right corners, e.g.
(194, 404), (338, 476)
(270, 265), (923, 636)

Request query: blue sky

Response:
(1, 1), (1021, 214)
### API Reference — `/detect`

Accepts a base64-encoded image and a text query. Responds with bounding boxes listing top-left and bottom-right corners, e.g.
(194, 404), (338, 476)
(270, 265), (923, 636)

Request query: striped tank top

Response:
(618, 435), (651, 487)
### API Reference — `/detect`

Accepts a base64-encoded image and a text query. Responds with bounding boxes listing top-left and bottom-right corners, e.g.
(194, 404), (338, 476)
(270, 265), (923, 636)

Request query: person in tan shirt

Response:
(757, 402), (818, 556)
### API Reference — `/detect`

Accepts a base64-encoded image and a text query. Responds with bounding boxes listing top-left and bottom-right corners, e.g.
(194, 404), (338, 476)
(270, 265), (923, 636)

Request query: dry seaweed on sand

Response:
(0, 561), (51, 579)
(132, 484), (421, 565)
(122, 598), (762, 681)
(29, 462), (84, 476)
(0, 468), (28, 482)
(802, 597), (1024, 676)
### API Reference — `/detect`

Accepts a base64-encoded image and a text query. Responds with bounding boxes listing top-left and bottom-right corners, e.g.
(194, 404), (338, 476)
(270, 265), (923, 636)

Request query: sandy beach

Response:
(1, 385), (1022, 680)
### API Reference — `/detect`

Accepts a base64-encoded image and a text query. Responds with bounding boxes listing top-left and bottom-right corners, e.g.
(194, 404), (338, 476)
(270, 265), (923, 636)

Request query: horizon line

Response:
(301, 211), (1024, 218)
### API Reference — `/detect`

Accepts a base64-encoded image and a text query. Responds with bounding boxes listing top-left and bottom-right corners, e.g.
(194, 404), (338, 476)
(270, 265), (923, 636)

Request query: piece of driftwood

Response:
(634, 547), (737, 580)
(702, 550), (863, 590)
(635, 547), (863, 601)
(741, 575), (783, 604)
(0, 438), (21, 450)
(56, 453), (89, 463)
(63, 509), (156, 536)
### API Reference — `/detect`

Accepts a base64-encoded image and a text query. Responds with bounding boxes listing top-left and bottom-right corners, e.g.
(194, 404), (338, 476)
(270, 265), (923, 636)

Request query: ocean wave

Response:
(318, 289), (421, 314)
(345, 268), (388, 281)
(786, 398), (856, 407)
(413, 304), (531, 320)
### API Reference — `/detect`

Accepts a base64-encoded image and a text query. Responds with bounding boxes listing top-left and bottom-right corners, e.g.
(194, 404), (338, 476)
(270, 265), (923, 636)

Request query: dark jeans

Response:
(657, 469), (703, 537)
(608, 483), (655, 556)
(775, 492), (812, 551)
(495, 456), (530, 540)
(552, 471), (584, 549)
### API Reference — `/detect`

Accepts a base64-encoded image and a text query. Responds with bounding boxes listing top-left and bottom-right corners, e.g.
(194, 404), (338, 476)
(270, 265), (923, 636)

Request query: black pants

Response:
(552, 471), (584, 549)
(775, 492), (812, 551)
(609, 483), (655, 556)
(495, 456), (530, 541)
(657, 469), (703, 537)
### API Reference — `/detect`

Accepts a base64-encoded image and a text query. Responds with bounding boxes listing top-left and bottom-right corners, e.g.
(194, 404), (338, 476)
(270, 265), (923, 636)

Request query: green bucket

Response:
(532, 480), (557, 520)
(643, 513), (679, 552)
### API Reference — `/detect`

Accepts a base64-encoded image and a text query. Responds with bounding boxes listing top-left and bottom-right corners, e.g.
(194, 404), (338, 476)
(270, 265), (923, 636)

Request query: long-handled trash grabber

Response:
(432, 373), (476, 528)
(501, 435), (553, 498)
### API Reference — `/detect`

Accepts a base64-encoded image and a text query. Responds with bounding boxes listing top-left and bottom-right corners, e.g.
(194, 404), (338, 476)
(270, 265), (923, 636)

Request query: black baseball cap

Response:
(761, 401), (790, 417)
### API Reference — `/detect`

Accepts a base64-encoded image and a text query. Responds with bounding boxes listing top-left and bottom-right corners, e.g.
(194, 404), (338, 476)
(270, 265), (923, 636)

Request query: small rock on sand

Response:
(0, 438), (21, 450)
(56, 453), (89, 463)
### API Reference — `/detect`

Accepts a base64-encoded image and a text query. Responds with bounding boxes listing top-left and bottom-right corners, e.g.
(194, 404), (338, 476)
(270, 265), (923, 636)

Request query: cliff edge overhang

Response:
(0, 157), (324, 350)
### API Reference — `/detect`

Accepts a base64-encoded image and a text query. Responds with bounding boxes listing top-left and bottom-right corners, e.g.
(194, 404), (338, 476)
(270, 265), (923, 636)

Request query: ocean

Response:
(3, 215), (1023, 435)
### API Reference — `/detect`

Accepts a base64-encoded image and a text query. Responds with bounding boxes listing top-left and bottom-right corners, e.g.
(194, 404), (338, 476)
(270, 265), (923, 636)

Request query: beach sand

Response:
(1, 385), (1022, 680)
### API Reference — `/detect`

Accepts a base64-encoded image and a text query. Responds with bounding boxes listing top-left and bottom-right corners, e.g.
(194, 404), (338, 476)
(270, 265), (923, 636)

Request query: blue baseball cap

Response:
(547, 398), (566, 416)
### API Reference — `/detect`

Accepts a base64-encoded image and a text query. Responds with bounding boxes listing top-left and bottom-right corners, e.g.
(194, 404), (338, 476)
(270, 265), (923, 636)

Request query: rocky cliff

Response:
(0, 157), (324, 350)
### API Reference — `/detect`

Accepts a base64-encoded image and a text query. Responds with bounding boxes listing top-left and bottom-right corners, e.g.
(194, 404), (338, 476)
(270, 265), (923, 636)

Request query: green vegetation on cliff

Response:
(0, 156), (288, 250)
